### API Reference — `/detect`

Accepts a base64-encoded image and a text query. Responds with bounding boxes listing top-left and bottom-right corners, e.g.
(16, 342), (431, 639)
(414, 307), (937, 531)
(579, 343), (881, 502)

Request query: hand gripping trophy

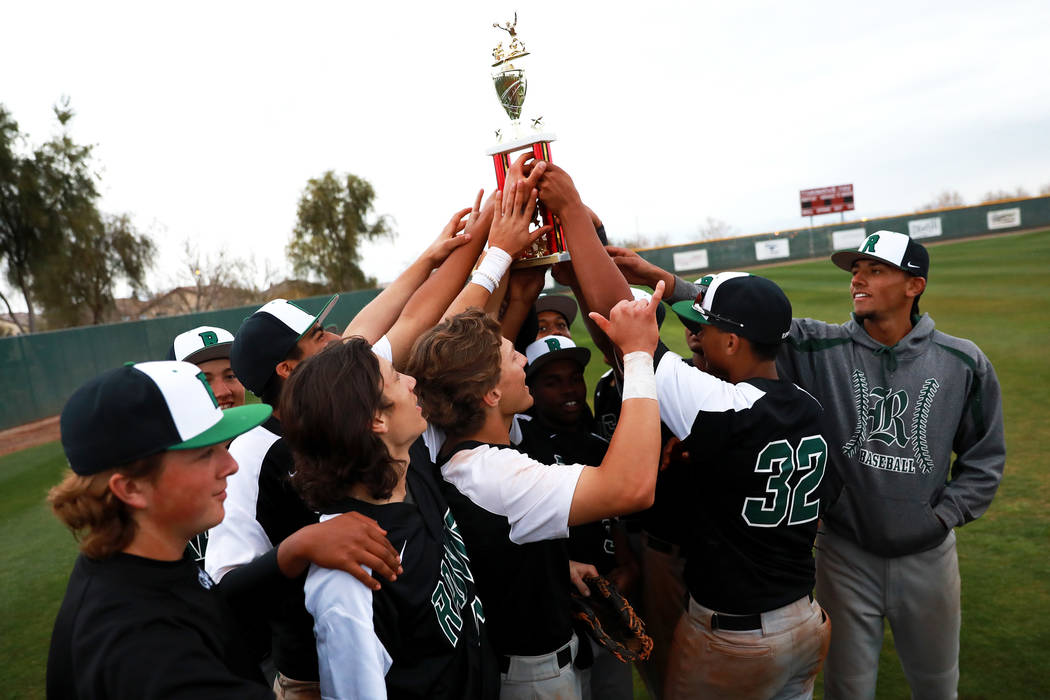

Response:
(487, 14), (569, 267)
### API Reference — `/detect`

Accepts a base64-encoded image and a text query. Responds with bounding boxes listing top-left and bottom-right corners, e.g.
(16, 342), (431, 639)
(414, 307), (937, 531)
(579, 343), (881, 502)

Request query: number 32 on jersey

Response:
(742, 435), (827, 527)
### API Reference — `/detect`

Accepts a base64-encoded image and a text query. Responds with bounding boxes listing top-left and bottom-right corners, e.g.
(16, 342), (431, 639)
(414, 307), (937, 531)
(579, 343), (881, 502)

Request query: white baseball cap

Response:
(168, 326), (235, 364)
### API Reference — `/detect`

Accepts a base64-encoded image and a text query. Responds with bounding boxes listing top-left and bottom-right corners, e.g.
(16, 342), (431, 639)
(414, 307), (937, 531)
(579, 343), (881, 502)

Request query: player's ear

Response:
(275, 359), (297, 380)
(371, 411), (388, 435)
(108, 471), (151, 510)
(905, 275), (926, 299)
(483, 386), (502, 409)
(724, 332), (741, 356)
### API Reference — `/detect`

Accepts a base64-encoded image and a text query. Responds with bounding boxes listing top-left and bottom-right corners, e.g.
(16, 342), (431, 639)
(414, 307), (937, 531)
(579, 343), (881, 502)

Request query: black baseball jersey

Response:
(47, 552), (272, 700)
(205, 416), (320, 681)
(514, 411), (617, 574)
(305, 438), (499, 699)
(437, 440), (585, 657)
(654, 343), (827, 615)
(594, 363), (693, 545)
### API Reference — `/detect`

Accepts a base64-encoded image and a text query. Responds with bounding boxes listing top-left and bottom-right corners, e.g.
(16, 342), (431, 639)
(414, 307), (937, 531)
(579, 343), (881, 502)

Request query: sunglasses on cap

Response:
(692, 281), (745, 330)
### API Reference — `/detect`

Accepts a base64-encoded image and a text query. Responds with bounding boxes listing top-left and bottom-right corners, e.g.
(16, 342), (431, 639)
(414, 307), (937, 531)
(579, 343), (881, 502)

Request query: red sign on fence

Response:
(800, 184), (854, 216)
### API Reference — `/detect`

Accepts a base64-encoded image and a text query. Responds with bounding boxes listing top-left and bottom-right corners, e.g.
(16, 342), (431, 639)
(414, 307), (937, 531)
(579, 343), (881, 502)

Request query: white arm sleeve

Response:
(306, 567), (391, 700)
(204, 427), (279, 581)
(442, 446), (585, 545)
(371, 334), (393, 362)
(654, 350), (766, 440)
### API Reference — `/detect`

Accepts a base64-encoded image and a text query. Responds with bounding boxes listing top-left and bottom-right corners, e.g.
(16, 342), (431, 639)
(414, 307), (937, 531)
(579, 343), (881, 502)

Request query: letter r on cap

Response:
(198, 331), (219, 347)
(860, 234), (880, 254)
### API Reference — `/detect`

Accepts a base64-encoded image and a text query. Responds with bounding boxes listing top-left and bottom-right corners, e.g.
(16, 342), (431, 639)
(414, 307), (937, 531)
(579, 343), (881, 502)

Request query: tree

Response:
(174, 239), (261, 313)
(0, 99), (155, 330)
(697, 217), (737, 241)
(287, 171), (394, 292)
(918, 190), (965, 211)
(1039, 183), (1050, 196)
(35, 213), (155, 327)
(981, 186), (1029, 203)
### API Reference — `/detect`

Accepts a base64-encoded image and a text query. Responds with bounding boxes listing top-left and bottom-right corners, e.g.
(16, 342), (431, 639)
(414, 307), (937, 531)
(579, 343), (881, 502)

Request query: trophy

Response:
(487, 14), (569, 268)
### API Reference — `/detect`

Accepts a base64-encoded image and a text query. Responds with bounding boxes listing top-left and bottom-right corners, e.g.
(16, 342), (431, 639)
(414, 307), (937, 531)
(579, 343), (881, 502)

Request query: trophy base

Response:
(511, 251), (571, 269)
(485, 132), (558, 156)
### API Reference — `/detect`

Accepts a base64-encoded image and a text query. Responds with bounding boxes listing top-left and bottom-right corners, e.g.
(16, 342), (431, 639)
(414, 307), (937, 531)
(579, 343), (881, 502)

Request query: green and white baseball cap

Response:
(61, 361), (272, 475)
(524, 335), (591, 379)
(168, 326), (235, 364)
(831, 230), (929, 279)
(230, 295), (339, 396)
(670, 272), (792, 344)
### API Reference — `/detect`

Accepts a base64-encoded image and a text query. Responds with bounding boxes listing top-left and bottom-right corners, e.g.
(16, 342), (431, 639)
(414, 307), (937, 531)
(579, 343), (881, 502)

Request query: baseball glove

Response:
(570, 574), (653, 663)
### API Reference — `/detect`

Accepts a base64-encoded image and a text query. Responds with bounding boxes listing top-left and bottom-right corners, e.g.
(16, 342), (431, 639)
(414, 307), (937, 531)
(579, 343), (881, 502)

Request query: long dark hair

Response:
(280, 337), (400, 509)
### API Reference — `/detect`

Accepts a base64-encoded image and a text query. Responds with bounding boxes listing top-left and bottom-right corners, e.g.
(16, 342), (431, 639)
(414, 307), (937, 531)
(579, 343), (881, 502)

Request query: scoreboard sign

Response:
(800, 184), (854, 216)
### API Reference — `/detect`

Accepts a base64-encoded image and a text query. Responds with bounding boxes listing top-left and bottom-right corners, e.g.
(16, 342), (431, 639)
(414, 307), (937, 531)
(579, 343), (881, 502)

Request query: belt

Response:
(710, 593), (814, 632)
(499, 645), (573, 674)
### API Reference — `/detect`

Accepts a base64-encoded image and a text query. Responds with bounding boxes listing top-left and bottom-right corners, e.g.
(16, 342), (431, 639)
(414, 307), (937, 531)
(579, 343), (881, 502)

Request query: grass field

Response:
(2, 229), (1048, 699)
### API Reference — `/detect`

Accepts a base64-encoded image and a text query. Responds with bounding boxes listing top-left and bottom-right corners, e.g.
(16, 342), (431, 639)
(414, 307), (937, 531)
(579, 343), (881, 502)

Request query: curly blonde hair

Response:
(48, 454), (164, 559)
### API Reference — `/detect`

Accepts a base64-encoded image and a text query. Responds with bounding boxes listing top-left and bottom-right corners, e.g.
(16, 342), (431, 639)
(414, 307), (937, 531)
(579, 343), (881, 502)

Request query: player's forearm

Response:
(561, 204), (632, 319)
(386, 231), (489, 365)
(342, 255), (434, 343)
(569, 353), (659, 524)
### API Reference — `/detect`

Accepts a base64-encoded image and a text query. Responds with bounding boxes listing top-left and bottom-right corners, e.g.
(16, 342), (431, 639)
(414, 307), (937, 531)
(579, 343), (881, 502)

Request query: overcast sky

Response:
(3, 0), (1048, 307)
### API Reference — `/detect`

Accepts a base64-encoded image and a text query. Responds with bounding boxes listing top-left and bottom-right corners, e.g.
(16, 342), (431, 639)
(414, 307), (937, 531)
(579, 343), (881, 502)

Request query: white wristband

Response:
(621, 351), (657, 401)
(469, 247), (514, 294)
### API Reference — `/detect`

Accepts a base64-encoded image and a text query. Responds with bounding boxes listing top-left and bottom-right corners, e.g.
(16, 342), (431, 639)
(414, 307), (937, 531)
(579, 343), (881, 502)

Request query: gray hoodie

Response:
(666, 276), (1005, 557)
(776, 314), (1005, 557)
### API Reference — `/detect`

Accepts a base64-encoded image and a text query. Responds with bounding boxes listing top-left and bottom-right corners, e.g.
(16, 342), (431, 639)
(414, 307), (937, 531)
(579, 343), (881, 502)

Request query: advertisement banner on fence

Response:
(673, 248), (709, 272)
(908, 217), (943, 239)
(832, 228), (867, 251)
(987, 207), (1021, 230)
(755, 238), (790, 261)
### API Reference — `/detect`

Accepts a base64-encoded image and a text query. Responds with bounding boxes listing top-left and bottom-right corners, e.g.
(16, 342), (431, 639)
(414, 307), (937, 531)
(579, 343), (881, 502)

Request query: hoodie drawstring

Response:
(873, 344), (899, 372)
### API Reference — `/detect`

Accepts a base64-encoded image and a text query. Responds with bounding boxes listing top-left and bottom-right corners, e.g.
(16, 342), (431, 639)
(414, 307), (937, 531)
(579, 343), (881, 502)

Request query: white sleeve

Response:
(655, 350), (767, 440)
(306, 566), (391, 700)
(442, 446), (585, 545)
(509, 414), (529, 446)
(371, 335), (393, 362)
(422, 423), (445, 463)
(204, 427), (279, 581)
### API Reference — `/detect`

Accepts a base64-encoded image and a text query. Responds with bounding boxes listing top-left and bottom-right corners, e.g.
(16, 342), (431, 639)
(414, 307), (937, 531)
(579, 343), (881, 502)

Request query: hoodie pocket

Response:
(832, 485), (948, 557)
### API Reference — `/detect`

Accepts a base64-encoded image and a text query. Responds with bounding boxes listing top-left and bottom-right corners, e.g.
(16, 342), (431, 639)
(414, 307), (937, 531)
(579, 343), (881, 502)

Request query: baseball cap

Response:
(60, 361), (272, 476)
(230, 295), (338, 396)
(167, 326), (235, 364)
(524, 335), (591, 379)
(534, 294), (578, 326)
(670, 272), (791, 344)
(831, 230), (929, 279)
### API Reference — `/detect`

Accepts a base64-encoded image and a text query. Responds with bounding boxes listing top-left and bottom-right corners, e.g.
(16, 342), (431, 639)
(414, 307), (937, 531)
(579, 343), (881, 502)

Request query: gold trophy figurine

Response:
(486, 14), (568, 267)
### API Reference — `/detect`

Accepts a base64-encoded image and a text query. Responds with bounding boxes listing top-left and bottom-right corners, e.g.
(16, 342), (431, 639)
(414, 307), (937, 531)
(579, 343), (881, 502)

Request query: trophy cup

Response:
(487, 14), (569, 268)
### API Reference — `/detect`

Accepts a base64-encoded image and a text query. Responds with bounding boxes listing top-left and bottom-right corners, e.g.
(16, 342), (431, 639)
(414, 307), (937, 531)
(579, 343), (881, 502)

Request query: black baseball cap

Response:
(60, 361), (272, 476)
(670, 272), (791, 344)
(524, 335), (591, 380)
(831, 230), (929, 279)
(167, 326), (235, 364)
(230, 295), (338, 396)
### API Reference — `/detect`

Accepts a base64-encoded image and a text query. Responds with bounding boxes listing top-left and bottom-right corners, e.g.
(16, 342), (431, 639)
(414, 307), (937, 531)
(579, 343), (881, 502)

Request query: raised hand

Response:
(588, 280), (665, 356)
(489, 180), (552, 257)
(536, 163), (584, 216)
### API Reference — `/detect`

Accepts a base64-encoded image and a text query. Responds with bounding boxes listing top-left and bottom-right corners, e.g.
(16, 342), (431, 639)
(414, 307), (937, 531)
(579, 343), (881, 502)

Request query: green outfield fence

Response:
(628, 195), (1050, 280)
(1, 195), (1047, 432)
(0, 289), (380, 432)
